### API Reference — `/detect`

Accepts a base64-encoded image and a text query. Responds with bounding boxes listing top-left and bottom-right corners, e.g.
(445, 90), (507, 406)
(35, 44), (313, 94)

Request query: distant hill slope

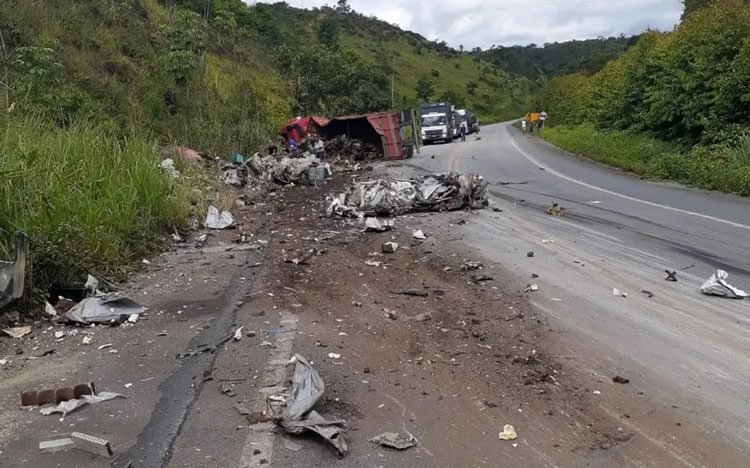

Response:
(476, 36), (639, 80)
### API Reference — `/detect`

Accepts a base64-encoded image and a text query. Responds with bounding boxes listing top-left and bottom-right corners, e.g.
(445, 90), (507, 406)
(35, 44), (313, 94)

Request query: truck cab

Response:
(420, 113), (452, 144)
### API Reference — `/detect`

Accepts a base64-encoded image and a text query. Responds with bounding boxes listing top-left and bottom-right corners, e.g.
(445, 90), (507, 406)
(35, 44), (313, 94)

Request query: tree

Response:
(459, 44), (464, 52)
(415, 78), (434, 102)
(439, 90), (465, 108)
(682, 0), (713, 18)
(336, 0), (351, 13)
(318, 15), (340, 50)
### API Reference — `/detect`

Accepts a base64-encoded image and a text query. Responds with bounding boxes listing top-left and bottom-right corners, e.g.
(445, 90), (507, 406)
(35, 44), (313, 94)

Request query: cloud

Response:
(260, 0), (683, 48)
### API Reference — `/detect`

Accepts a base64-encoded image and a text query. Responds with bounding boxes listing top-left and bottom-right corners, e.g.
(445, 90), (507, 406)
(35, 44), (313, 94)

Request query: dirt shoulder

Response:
(0, 163), (625, 468)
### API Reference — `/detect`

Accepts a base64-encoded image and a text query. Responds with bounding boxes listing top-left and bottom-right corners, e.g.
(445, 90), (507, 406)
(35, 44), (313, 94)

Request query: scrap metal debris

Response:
(0, 231), (28, 309)
(364, 218), (394, 232)
(461, 261), (482, 271)
(382, 242), (399, 253)
(612, 376), (630, 384)
(71, 432), (113, 458)
(546, 202), (566, 216)
(612, 288), (628, 298)
(2, 326), (31, 339)
(498, 424), (518, 440)
(205, 205), (235, 230)
(63, 297), (144, 325)
(391, 289), (429, 297)
(327, 172), (489, 218)
(700, 270), (748, 299)
(472, 274), (494, 283)
(39, 392), (125, 417)
(665, 270), (678, 282)
(369, 432), (416, 450)
(524, 284), (539, 293)
(412, 229), (427, 240)
(277, 354), (348, 455)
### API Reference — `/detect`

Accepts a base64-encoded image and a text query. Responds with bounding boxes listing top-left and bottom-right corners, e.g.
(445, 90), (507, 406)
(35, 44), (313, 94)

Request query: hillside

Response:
(476, 36), (639, 80)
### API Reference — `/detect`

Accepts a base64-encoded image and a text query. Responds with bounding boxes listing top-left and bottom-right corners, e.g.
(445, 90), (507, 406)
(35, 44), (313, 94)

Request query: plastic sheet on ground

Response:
(205, 205), (235, 230)
(39, 392), (125, 417)
(159, 158), (180, 179)
(278, 354), (348, 455)
(701, 270), (749, 299)
(328, 172), (489, 218)
(64, 297), (144, 324)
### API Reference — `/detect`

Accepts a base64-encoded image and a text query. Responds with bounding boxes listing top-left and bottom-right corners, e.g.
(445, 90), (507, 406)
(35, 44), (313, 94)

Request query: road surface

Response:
(401, 122), (750, 467)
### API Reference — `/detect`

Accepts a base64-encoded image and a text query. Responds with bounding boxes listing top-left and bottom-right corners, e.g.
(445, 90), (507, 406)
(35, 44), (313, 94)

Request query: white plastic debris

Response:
(82, 336), (92, 345)
(64, 297), (144, 324)
(233, 327), (244, 341)
(328, 353), (341, 359)
(382, 242), (399, 253)
(44, 301), (57, 318)
(364, 218), (394, 232)
(524, 284), (539, 293)
(612, 288), (628, 298)
(39, 392), (126, 417)
(204, 205), (235, 230)
(498, 424), (518, 440)
(700, 270), (749, 299)
(54, 331), (65, 339)
(84, 274), (99, 293)
(159, 158), (180, 179)
(364, 259), (382, 267)
(412, 230), (427, 240)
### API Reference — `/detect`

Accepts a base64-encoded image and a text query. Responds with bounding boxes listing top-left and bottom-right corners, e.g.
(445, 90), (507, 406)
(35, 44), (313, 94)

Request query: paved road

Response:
(406, 122), (750, 467)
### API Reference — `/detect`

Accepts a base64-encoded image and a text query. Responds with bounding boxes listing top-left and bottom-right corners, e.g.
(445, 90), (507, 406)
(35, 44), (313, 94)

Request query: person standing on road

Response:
(460, 122), (467, 142)
(521, 118), (527, 134)
(313, 135), (325, 160)
(529, 120), (534, 135)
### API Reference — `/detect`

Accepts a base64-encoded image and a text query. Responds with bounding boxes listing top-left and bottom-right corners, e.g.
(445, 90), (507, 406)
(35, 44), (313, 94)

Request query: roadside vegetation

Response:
(539, 0), (750, 195)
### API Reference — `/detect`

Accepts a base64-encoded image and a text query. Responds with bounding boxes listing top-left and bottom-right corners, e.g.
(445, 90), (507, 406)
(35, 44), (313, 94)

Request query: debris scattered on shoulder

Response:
(641, 290), (654, 298)
(64, 297), (144, 325)
(665, 270), (678, 282)
(546, 202), (565, 216)
(524, 284), (538, 293)
(391, 289), (429, 297)
(205, 205), (235, 230)
(22, 382), (96, 407)
(382, 242), (399, 254)
(383, 308), (397, 320)
(612, 376), (630, 384)
(370, 432), (416, 450)
(233, 327), (244, 341)
(472, 274), (494, 283)
(2, 326), (31, 339)
(700, 270), (748, 299)
(412, 229), (427, 240)
(527, 251), (535, 257)
(71, 432), (114, 458)
(412, 312), (432, 322)
(276, 354), (348, 455)
(498, 424), (518, 440)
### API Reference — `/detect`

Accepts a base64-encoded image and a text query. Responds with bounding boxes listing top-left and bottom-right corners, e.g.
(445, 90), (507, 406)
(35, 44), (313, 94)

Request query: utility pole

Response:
(391, 55), (396, 109)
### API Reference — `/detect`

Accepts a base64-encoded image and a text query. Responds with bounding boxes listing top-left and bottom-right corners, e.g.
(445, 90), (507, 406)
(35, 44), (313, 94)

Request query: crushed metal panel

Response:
(0, 232), (29, 309)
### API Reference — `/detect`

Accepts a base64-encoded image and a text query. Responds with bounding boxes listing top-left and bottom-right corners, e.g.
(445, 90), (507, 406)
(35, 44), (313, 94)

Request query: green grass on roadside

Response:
(0, 117), (201, 300)
(540, 124), (750, 196)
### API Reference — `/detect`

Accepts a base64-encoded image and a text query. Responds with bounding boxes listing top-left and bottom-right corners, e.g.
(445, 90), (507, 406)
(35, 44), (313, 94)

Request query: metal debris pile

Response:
(327, 172), (489, 218)
(325, 135), (380, 162)
(221, 153), (332, 188)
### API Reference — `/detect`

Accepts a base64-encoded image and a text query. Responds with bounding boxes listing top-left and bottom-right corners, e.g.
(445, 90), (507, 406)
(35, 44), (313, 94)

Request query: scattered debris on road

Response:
(527, 251), (535, 257)
(612, 288), (628, 298)
(472, 274), (494, 283)
(369, 432), (416, 450)
(546, 202), (566, 216)
(701, 270), (748, 299)
(498, 424), (518, 440)
(219, 383), (236, 397)
(63, 297), (144, 325)
(612, 376), (630, 384)
(39, 392), (125, 417)
(642, 290), (654, 298)
(70, 432), (114, 458)
(205, 205), (235, 230)
(524, 284), (539, 293)
(327, 172), (489, 218)
(233, 327), (244, 341)
(461, 261), (483, 271)
(665, 270), (678, 282)
(391, 289), (429, 297)
(2, 326), (31, 339)
(412, 229), (427, 240)
(382, 242), (399, 253)
(22, 382), (96, 406)
(364, 218), (394, 232)
(277, 354), (348, 455)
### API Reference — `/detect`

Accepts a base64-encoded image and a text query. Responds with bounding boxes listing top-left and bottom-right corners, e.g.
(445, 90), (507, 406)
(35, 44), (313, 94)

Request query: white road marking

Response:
(505, 129), (750, 231)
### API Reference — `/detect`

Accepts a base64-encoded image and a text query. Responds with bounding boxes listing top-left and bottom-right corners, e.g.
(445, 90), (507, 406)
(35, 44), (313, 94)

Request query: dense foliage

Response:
(477, 36), (637, 80)
(539, 0), (750, 195)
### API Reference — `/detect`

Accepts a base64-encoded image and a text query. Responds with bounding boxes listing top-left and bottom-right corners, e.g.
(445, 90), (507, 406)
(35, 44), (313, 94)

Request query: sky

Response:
(256, 0), (683, 48)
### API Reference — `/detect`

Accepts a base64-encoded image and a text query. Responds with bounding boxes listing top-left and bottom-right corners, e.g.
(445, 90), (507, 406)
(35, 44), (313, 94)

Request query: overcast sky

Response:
(257, 0), (683, 48)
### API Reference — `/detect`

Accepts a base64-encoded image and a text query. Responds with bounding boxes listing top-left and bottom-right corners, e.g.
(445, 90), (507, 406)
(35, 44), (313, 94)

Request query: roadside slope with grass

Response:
(538, 0), (750, 196)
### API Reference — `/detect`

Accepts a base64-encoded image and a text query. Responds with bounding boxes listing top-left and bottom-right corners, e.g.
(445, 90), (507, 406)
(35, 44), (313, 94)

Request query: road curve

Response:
(405, 122), (750, 467)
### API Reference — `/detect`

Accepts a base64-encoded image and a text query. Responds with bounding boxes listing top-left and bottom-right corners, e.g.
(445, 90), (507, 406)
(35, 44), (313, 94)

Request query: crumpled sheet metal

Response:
(328, 172), (488, 217)
(279, 354), (348, 455)
(39, 392), (125, 417)
(0, 232), (28, 309)
(701, 270), (749, 299)
(64, 297), (144, 324)
(205, 205), (235, 230)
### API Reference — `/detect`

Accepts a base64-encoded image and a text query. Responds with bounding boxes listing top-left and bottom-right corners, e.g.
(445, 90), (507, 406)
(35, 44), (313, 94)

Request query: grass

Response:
(540, 124), (750, 196)
(0, 116), (205, 300)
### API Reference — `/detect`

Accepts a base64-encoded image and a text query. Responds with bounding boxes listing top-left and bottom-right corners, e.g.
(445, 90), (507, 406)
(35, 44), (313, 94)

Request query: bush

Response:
(647, 152), (691, 182)
(0, 117), (193, 296)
